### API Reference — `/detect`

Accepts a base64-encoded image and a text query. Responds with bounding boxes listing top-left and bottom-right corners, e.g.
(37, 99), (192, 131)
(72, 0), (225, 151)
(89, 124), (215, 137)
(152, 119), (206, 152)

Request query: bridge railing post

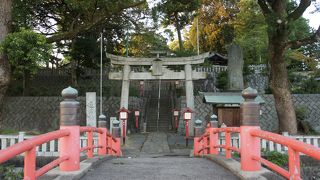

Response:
(240, 87), (261, 171)
(24, 147), (36, 179)
(59, 87), (80, 171)
(209, 117), (218, 155)
(225, 131), (231, 159)
(112, 120), (121, 156)
(87, 130), (93, 158)
(193, 120), (203, 156)
(98, 115), (107, 155)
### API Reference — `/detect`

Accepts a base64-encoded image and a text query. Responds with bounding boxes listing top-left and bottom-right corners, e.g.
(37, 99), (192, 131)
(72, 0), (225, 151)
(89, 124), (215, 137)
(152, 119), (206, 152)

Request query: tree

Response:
(185, 0), (239, 53)
(127, 31), (168, 57)
(0, 0), (12, 121)
(8, 0), (147, 87)
(1, 29), (52, 95)
(257, 0), (320, 134)
(234, 0), (268, 65)
(153, 0), (200, 51)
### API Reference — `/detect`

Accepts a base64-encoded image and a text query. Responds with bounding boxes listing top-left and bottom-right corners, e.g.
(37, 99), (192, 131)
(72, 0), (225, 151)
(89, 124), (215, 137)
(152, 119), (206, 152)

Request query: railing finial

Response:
(241, 87), (259, 126)
(61, 86), (78, 100)
(98, 114), (107, 128)
(242, 87), (258, 102)
(60, 87), (80, 126)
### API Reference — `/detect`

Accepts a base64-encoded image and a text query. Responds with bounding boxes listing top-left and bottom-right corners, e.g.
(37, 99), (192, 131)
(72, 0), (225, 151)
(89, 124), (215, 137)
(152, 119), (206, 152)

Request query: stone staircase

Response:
(146, 97), (172, 132)
(145, 81), (173, 132)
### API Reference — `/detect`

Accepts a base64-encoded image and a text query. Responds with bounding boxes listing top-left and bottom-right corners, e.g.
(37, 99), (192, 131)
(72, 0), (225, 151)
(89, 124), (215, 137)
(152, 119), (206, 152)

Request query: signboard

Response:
(86, 92), (96, 127)
(120, 111), (128, 119)
(134, 110), (140, 116)
(184, 112), (192, 120)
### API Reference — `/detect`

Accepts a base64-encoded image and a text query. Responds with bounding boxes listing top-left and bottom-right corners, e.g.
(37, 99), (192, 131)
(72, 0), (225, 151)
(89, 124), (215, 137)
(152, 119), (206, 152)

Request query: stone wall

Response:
(260, 94), (320, 132)
(0, 96), (144, 132)
(2, 94), (320, 133)
(176, 96), (213, 134)
(178, 94), (320, 132)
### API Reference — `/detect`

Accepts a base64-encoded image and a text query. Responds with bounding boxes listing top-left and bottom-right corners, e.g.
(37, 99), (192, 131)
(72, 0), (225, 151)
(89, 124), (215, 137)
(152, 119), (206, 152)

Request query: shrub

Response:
(0, 165), (23, 180)
(216, 71), (228, 91)
(262, 149), (288, 167)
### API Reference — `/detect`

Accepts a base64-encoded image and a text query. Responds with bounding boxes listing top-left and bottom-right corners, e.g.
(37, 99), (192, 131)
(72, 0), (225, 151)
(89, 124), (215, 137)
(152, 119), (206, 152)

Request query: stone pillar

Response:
(98, 114), (107, 128)
(240, 87), (261, 171)
(112, 120), (120, 138)
(120, 64), (130, 109)
(194, 119), (203, 137)
(184, 63), (195, 136)
(59, 87), (80, 171)
(228, 44), (244, 91)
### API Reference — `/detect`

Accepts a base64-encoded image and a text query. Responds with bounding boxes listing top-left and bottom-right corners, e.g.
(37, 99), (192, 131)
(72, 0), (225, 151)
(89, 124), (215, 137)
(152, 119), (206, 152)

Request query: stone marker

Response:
(86, 92), (97, 127)
(110, 117), (117, 132)
(227, 44), (244, 91)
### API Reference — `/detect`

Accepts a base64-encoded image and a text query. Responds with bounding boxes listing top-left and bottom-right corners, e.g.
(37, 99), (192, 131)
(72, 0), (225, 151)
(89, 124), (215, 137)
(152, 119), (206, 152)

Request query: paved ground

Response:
(80, 157), (239, 180)
(80, 132), (239, 180)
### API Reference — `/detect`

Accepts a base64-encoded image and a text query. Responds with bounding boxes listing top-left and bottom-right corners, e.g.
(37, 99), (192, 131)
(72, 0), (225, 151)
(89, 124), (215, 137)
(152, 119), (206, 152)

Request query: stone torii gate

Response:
(107, 52), (209, 135)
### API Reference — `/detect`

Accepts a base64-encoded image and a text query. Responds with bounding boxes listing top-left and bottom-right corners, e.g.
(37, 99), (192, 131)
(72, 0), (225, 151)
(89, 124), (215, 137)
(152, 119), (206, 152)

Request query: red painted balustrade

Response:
(0, 126), (121, 180)
(194, 126), (320, 180)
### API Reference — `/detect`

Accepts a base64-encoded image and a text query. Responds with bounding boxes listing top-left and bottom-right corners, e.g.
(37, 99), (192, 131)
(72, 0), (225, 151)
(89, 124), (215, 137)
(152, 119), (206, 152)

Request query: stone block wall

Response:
(176, 96), (213, 134)
(177, 94), (320, 133)
(260, 94), (320, 132)
(0, 96), (144, 132)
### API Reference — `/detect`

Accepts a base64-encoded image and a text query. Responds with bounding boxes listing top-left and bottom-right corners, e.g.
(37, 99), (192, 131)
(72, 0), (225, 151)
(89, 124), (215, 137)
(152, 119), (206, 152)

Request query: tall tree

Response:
(257, 0), (320, 134)
(234, 0), (268, 65)
(153, 0), (199, 51)
(10, 0), (146, 87)
(185, 0), (239, 53)
(127, 31), (168, 57)
(0, 0), (12, 120)
(1, 29), (52, 95)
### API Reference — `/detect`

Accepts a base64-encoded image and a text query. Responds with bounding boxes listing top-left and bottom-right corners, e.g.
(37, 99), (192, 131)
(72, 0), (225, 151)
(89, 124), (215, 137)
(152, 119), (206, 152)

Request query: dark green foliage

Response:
(233, 152), (240, 158)
(153, 0), (200, 50)
(262, 149), (288, 168)
(295, 106), (318, 135)
(216, 71), (228, 91)
(0, 165), (23, 180)
(295, 106), (308, 122)
(129, 86), (139, 97)
(128, 31), (169, 57)
(0, 29), (52, 77)
(289, 72), (320, 94)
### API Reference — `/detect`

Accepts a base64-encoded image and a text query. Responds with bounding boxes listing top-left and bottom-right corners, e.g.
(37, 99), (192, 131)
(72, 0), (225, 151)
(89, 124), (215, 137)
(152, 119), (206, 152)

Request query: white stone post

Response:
(120, 64), (130, 109)
(18, 132), (25, 142)
(86, 92), (97, 127)
(185, 63), (195, 136)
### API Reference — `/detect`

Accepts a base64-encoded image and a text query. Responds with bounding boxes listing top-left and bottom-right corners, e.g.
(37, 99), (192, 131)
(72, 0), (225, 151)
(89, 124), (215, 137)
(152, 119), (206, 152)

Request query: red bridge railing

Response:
(194, 87), (320, 180)
(194, 126), (320, 180)
(0, 87), (122, 180)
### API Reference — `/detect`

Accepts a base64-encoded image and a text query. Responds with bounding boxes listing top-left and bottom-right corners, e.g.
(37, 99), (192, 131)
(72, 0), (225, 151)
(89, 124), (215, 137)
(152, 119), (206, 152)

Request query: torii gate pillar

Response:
(185, 64), (195, 136)
(120, 64), (130, 109)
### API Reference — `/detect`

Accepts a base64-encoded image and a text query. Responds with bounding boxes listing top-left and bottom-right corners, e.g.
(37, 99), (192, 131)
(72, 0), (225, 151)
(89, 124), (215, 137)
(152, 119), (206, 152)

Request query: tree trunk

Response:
(174, 13), (184, 51)
(22, 70), (30, 96)
(268, 37), (297, 134)
(0, 0), (12, 125)
(70, 40), (78, 88)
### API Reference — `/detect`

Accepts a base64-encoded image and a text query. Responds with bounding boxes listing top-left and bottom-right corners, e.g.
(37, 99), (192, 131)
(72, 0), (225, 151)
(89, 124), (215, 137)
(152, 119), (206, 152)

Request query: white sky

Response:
(303, 5), (320, 29)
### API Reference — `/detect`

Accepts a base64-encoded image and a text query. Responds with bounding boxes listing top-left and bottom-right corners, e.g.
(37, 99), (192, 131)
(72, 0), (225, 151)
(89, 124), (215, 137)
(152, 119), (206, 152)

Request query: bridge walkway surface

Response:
(80, 132), (239, 180)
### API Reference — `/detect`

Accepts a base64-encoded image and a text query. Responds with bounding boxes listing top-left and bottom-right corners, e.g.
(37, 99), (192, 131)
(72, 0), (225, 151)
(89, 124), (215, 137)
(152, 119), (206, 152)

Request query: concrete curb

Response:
(38, 155), (113, 180)
(202, 154), (284, 180)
